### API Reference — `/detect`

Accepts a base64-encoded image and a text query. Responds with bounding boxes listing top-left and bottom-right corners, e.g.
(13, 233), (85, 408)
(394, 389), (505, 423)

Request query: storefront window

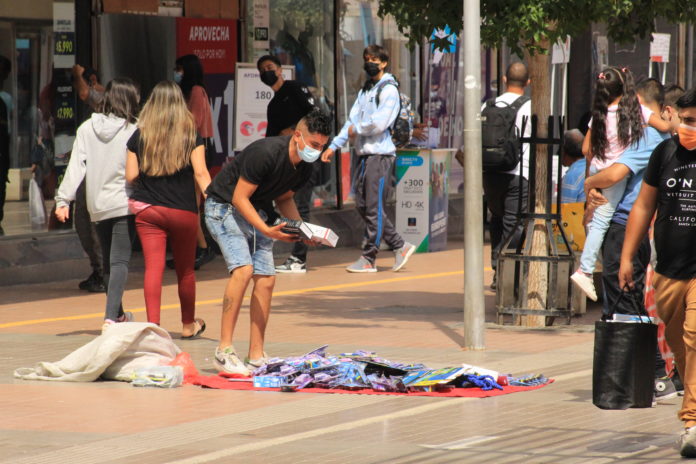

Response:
(0, 16), (56, 237)
(336, 0), (419, 204)
(266, 0), (336, 208)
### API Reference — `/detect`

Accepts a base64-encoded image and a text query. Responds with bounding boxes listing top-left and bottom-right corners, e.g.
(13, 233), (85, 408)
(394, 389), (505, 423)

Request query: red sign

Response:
(176, 18), (237, 75)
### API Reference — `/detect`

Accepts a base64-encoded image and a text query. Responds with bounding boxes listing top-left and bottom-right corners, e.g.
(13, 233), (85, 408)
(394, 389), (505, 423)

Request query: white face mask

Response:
(296, 132), (322, 163)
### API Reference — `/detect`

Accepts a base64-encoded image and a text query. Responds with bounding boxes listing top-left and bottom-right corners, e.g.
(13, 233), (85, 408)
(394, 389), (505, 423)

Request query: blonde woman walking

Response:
(125, 81), (211, 338)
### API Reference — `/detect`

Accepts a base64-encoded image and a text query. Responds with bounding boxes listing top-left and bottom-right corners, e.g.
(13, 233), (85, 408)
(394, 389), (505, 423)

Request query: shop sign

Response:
(252, 0), (269, 49)
(233, 62), (293, 151)
(176, 18), (237, 74)
(552, 36), (571, 65)
(176, 18), (237, 162)
(53, 2), (75, 68)
(650, 33), (671, 63)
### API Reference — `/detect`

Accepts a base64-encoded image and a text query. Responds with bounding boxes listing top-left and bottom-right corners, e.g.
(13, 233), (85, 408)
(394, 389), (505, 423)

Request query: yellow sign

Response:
(553, 202), (586, 251)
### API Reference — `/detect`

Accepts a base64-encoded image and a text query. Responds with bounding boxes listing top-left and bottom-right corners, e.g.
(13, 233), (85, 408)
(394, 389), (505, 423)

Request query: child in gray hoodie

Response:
(55, 78), (140, 326)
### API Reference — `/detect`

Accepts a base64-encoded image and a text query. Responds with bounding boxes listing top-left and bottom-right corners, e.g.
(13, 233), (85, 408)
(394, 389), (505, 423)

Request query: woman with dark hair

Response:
(174, 54), (216, 269)
(55, 78), (141, 327)
(571, 67), (671, 301)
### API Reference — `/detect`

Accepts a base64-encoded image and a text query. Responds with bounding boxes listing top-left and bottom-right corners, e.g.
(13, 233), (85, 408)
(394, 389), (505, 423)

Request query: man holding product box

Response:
(204, 109), (332, 376)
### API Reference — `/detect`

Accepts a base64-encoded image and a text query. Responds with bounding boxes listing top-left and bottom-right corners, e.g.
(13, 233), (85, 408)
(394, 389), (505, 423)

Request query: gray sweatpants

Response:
(355, 155), (404, 263)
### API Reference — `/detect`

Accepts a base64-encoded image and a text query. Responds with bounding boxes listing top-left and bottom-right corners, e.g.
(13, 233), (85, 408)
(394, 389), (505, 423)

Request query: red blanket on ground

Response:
(188, 374), (554, 398)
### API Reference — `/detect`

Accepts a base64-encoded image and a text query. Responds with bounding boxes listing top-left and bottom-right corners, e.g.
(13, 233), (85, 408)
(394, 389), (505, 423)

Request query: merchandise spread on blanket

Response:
(247, 345), (548, 393)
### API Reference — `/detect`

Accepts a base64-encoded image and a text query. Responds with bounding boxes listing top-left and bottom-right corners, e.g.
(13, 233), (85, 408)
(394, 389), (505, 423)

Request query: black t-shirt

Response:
(266, 80), (314, 137)
(206, 136), (313, 216)
(643, 136), (696, 279)
(127, 129), (204, 213)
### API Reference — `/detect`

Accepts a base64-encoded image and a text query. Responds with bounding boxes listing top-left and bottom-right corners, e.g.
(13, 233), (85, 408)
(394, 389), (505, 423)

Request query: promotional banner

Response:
(422, 28), (463, 195)
(252, 0), (270, 50)
(395, 149), (453, 253)
(52, 1), (76, 165)
(176, 18), (237, 163)
(428, 149), (452, 252)
(234, 62), (293, 151)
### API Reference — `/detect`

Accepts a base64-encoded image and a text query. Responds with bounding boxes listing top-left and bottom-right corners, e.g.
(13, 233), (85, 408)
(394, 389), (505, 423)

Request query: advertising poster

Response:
(234, 62), (293, 151)
(52, 1), (76, 165)
(395, 149), (431, 253)
(428, 149), (452, 252)
(252, 0), (270, 50)
(422, 28), (463, 195)
(176, 18), (237, 164)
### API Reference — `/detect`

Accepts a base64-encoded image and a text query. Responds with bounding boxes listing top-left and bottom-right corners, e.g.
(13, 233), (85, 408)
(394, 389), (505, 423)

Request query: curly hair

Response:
(590, 67), (644, 161)
(301, 108), (332, 136)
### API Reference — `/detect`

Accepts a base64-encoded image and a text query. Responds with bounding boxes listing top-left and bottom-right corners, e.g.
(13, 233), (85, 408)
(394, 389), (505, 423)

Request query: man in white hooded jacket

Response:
(322, 44), (415, 273)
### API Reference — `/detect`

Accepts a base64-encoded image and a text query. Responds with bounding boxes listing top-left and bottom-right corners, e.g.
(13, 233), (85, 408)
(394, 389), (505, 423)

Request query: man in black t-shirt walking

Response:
(620, 88), (696, 458)
(257, 55), (317, 274)
(204, 109), (331, 376)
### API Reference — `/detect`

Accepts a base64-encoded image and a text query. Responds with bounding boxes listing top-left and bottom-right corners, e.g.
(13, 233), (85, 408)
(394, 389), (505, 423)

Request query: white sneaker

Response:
(244, 352), (269, 373)
(680, 426), (696, 457)
(213, 346), (251, 376)
(571, 270), (598, 301)
(392, 242), (416, 272)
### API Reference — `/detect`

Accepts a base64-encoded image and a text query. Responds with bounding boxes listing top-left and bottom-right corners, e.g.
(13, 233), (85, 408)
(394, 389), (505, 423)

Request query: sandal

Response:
(181, 318), (206, 339)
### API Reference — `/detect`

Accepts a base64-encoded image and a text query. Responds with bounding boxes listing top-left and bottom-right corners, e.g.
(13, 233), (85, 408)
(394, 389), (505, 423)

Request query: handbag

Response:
(592, 289), (657, 409)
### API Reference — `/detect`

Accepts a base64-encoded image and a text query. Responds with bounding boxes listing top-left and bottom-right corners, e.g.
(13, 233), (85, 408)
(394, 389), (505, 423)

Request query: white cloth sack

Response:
(14, 322), (181, 382)
(28, 177), (46, 226)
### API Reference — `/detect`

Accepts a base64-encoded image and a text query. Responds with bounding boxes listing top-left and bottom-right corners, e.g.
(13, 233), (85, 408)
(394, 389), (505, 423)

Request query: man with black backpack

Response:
(481, 62), (531, 289)
(322, 44), (415, 273)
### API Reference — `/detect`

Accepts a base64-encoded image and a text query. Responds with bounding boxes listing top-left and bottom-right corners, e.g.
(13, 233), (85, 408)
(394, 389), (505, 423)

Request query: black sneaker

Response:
(655, 376), (678, 401)
(276, 256), (307, 273)
(194, 247), (216, 270)
(490, 272), (497, 290)
(79, 271), (101, 291)
(85, 276), (106, 293)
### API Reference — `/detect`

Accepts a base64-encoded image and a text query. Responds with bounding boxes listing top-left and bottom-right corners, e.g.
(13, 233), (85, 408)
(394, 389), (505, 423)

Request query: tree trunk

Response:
(524, 45), (551, 327)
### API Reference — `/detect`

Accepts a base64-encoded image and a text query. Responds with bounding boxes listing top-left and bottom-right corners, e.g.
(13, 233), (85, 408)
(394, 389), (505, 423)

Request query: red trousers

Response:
(135, 205), (197, 325)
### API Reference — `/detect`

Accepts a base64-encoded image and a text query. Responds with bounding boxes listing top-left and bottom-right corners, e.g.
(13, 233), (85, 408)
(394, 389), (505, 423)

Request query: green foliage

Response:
(378, 0), (696, 55)
(270, 0), (327, 30)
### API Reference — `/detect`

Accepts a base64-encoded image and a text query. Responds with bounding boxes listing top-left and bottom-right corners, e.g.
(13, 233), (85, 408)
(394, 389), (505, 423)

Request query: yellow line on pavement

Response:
(0, 267), (490, 329)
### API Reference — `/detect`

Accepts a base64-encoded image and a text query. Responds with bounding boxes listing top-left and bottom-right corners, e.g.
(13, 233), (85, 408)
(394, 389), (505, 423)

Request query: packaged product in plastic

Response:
(131, 365), (184, 388)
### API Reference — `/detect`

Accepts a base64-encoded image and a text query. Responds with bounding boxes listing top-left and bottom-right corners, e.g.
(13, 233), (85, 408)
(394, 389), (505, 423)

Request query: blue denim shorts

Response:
(204, 197), (275, 275)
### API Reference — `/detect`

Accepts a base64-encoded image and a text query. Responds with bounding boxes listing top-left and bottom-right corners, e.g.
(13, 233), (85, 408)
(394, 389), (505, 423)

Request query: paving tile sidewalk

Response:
(0, 241), (685, 463)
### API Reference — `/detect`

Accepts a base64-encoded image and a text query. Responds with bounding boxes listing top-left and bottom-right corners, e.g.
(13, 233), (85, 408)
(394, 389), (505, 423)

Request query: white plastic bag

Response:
(28, 176), (46, 226)
(131, 365), (183, 388)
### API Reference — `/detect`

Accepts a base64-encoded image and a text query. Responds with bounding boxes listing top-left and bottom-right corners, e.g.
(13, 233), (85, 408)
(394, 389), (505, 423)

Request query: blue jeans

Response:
(579, 167), (628, 274)
(204, 198), (275, 275)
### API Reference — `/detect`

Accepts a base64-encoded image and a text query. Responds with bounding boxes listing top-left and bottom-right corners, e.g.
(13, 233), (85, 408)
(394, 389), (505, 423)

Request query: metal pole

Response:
(688, 24), (694, 90)
(462, 0), (485, 349)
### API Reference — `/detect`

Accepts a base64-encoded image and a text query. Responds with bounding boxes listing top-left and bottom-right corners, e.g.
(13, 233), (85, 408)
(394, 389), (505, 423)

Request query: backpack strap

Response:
(375, 81), (398, 108)
(508, 95), (530, 114)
